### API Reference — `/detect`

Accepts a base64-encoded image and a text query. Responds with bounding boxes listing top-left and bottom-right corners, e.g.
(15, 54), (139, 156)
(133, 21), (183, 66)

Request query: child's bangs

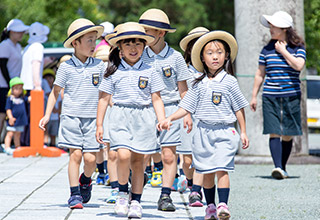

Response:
(122, 38), (146, 44)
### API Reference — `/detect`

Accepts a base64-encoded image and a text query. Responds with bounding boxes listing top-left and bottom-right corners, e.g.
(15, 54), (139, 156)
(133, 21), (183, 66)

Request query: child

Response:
(158, 30), (249, 220)
(139, 8), (191, 211)
(178, 26), (209, 206)
(250, 11), (306, 180)
(96, 22), (165, 218)
(4, 77), (29, 155)
(39, 18), (105, 209)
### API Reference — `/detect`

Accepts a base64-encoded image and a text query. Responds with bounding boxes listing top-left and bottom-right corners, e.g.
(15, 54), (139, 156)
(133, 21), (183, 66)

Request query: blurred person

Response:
(95, 21), (114, 50)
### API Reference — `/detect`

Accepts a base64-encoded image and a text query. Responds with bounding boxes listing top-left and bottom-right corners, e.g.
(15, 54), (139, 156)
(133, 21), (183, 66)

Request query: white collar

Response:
(120, 58), (143, 70)
(202, 70), (227, 83)
(71, 54), (92, 67)
(146, 42), (170, 58)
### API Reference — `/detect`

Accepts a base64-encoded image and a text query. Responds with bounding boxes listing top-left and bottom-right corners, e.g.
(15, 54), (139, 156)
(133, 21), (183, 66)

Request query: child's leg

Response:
(203, 173), (216, 205)
(96, 148), (105, 184)
(108, 146), (118, 185)
(49, 135), (56, 146)
(192, 171), (204, 191)
(152, 153), (163, 170)
(13, 131), (21, 147)
(83, 152), (96, 178)
(117, 148), (131, 193)
(161, 146), (177, 191)
(130, 152), (145, 202)
(182, 154), (193, 180)
(44, 131), (49, 146)
(216, 171), (230, 204)
(68, 149), (83, 187)
(4, 131), (14, 149)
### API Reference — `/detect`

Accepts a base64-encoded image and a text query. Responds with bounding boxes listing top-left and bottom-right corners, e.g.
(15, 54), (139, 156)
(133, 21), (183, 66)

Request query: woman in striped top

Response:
(250, 11), (306, 180)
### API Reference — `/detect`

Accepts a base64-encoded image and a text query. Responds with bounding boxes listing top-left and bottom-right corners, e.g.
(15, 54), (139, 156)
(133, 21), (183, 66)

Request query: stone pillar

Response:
(234, 0), (308, 155)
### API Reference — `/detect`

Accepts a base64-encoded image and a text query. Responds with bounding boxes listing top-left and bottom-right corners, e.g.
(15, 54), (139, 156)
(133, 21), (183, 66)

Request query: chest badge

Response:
(92, 74), (100, 86)
(212, 92), (222, 105)
(138, 76), (149, 89)
(162, 66), (173, 78)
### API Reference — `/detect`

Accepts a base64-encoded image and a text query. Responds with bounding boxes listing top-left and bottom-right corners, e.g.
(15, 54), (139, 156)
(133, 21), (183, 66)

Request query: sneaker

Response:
(147, 172), (152, 184)
(150, 170), (162, 187)
(68, 195), (83, 209)
(114, 192), (129, 216)
(171, 177), (178, 191)
(283, 170), (289, 178)
(157, 194), (176, 211)
(177, 175), (188, 193)
(128, 200), (142, 219)
(4, 147), (14, 155)
(188, 191), (203, 207)
(96, 174), (105, 185)
(205, 203), (217, 220)
(217, 202), (230, 220)
(271, 167), (286, 180)
(79, 175), (92, 203)
(106, 188), (119, 203)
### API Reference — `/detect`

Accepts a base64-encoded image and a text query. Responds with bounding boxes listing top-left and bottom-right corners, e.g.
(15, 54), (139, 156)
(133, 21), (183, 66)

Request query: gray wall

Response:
(234, 0), (308, 155)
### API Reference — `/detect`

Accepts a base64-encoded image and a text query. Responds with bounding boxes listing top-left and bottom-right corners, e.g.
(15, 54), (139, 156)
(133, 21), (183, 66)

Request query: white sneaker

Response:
(128, 200), (142, 219)
(5, 147), (14, 155)
(271, 167), (286, 179)
(114, 192), (129, 216)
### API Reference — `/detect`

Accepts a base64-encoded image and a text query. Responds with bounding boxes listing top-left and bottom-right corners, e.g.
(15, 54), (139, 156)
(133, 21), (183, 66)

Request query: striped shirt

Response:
(187, 64), (203, 88)
(54, 54), (106, 118)
(259, 40), (306, 97)
(179, 70), (248, 125)
(99, 59), (165, 106)
(141, 42), (190, 104)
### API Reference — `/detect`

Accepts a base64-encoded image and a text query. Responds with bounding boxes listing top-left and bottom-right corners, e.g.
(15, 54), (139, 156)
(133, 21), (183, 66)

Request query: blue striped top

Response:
(259, 40), (306, 97)
(99, 58), (165, 106)
(179, 70), (248, 125)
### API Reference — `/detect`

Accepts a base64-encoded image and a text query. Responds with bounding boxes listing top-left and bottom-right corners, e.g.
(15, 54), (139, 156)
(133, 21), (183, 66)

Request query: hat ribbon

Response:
(63, 25), (96, 44)
(139, 19), (175, 30)
(110, 31), (151, 40)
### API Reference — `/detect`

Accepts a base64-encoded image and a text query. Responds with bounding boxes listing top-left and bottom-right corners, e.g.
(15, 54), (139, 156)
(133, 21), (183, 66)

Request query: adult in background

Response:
(95, 21), (114, 50)
(250, 11), (306, 180)
(20, 22), (50, 146)
(0, 19), (29, 145)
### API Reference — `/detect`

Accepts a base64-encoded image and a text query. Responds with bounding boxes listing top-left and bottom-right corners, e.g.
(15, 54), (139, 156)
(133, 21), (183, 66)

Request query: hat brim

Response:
(109, 32), (155, 47)
(260, 15), (272, 28)
(9, 24), (29, 33)
(179, 31), (209, 52)
(191, 31), (238, 73)
(260, 14), (292, 28)
(139, 23), (176, 33)
(64, 26), (104, 48)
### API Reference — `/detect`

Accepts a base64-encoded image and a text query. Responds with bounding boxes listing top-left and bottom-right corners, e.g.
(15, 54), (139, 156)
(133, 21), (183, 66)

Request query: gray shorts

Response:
(58, 115), (99, 152)
(158, 103), (182, 148)
(109, 104), (159, 154)
(7, 125), (24, 132)
(46, 120), (59, 136)
(176, 116), (199, 155)
(192, 121), (239, 174)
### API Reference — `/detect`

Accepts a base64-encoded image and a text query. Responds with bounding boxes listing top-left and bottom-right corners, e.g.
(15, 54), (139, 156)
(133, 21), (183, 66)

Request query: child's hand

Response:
(250, 97), (257, 112)
(240, 133), (249, 149)
(8, 117), (16, 126)
(96, 126), (105, 144)
(39, 115), (50, 131)
(156, 119), (172, 131)
(183, 114), (193, 133)
(275, 40), (287, 54)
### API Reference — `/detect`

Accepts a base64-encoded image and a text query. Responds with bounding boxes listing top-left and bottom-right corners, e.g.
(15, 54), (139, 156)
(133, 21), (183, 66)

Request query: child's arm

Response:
(39, 85), (62, 130)
(151, 91), (165, 122)
(96, 91), (111, 145)
(157, 107), (189, 131)
(250, 65), (265, 112)
(275, 41), (305, 71)
(178, 80), (193, 133)
(6, 109), (16, 126)
(235, 108), (249, 149)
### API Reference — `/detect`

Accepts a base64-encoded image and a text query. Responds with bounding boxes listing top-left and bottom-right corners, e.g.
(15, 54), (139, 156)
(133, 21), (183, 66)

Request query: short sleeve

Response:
(54, 63), (68, 88)
(175, 52), (191, 82)
(229, 80), (249, 112)
(5, 97), (12, 110)
(31, 43), (44, 62)
(150, 70), (165, 93)
(0, 41), (10, 58)
(99, 76), (114, 95)
(178, 86), (198, 114)
(258, 47), (266, 66)
(296, 46), (306, 60)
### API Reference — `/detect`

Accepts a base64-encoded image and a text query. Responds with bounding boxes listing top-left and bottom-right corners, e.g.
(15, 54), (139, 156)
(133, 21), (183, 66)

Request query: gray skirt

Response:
(177, 116), (198, 155)
(192, 121), (239, 174)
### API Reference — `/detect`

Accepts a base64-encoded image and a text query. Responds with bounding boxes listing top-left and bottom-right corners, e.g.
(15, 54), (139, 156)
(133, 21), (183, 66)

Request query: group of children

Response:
(38, 8), (249, 220)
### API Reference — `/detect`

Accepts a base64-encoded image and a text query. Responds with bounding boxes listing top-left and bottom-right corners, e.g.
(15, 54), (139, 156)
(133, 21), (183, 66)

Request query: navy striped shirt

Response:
(179, 70), (248, 125)
(259, 40), (306, 97)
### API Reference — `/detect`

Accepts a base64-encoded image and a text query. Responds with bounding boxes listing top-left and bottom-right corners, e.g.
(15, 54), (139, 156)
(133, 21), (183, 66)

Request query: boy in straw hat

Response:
(138, 8), (191, 212)
(39, 18), (105, 209)
(158, 30), (249, 220)
(96, 22), (165, 218)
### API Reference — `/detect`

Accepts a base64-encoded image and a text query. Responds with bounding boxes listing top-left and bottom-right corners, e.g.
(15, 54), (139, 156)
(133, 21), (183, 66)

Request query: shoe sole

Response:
(218, 213), (230, 220)
(271, 170), (284, 180)
(69, 203), (83, 209)
(106, 200), (116, 203)
(128, 212), (142, 218)
(158, 207), (176, 212)
(189, 201), (203, 207)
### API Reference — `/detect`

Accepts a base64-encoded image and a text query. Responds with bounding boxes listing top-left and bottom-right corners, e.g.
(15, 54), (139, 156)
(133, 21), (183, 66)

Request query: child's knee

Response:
(162, 152), (175, 165)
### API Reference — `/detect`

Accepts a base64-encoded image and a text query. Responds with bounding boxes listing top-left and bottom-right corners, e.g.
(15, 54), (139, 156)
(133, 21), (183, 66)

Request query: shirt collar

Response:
(120, 58), (143, 70)
(71, 54), (93, 67)
(146, 42), (170, 58)
(202, 70), (227, 83)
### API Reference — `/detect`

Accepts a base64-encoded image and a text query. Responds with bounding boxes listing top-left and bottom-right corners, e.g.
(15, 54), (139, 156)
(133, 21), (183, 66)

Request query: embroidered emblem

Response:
(92, 74), (100, 86)
(138, 76), (149, 89)
(162, 66), (173, 78)
(212, 92), (222, 105)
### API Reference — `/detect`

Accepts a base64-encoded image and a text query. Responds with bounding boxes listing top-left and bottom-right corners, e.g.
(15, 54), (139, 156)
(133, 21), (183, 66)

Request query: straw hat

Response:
(179, 27), (209, 52)
(108, 22), (154, 47)
(57, 55), (72, 67)
(260, 11), (293, 28)
(139, 8), (176, 33)
(93, 45), (111, 61)
(104, 24), (119, 43)
(63, 18), (104, 48)
(191, 30), (238, 73)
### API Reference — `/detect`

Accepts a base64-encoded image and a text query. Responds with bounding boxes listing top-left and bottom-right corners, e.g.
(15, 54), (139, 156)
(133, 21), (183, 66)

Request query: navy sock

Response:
(145, 165), (152, 174)
(154, 161), (163, 171)
(217, 188), (230, 204)
(131, 193), (142, 203)
(187, 178), (193, 188)
(282, 140), (292, 171)
(192, 184), (201, 194)
(80, 173), (91, 185)
(110, 181), (119, 189)
(269, 138), (282, 169)
(203, 185), (216, 205)
(179, 168), (185, 176)
(97, 162), (104, 174)
(104, 160), (108, 173)
(70, 186), (80, 196)
(161, 187), (171, 196)
(119, 183), (129, 193)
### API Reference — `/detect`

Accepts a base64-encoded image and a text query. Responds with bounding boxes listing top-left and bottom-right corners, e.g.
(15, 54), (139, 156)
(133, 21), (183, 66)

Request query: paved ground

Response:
(0, 153), (319, 220)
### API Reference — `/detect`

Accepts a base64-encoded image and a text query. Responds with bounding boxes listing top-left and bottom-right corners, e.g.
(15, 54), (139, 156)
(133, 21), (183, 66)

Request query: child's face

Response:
(73, 31), (97, 57)
(144, 28), (164, 46)
(11, 84), (23, 97)
(269, 24), (287, 40)
(44, 75), (55, 88)
(202, 41), (227, 74)
(119, 39), (145, 66)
